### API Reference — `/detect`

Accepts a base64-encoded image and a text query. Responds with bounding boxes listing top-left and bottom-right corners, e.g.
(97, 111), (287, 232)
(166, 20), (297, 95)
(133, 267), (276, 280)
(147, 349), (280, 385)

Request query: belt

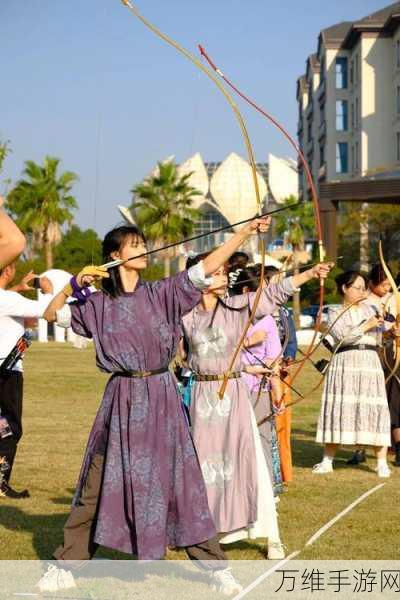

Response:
(116, 366), (169, 378)
(193, 371), (241, 382)
(336, 344), (378, 354)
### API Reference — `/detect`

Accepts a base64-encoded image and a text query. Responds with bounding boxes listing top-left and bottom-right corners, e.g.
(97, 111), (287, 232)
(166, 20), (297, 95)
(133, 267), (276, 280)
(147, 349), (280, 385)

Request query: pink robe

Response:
(182, 279), (294, 537)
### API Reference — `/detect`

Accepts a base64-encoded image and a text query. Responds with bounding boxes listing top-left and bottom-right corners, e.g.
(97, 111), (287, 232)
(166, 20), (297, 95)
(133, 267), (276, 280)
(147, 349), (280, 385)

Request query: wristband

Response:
(63, 276), (93, 304)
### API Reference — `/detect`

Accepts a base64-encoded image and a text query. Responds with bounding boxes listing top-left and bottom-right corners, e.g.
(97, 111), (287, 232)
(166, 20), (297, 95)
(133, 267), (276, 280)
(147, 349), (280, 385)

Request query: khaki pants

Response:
(54, 454), (226, 570)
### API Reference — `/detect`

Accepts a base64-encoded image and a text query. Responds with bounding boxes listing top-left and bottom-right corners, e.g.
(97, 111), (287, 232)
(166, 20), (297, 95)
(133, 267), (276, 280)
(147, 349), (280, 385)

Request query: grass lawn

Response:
(1, 342), (399, 561)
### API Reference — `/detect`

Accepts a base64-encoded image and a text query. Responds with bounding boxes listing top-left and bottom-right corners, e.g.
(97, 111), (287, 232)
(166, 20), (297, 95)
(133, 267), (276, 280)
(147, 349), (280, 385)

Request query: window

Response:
(336, 142), (348, 173)
(336, 100), (348, 131)
(397, 41), (400, 69)
(335, 57), (348, 89)
(194, 210), (232, 252)
(350, 60), (354, 85)
(397, 86), (400, 114)
(397, 132), (400, 161)
(351, 145), (355, 171)
(308, 121), (312, 141)
(351, 103), (354, 128)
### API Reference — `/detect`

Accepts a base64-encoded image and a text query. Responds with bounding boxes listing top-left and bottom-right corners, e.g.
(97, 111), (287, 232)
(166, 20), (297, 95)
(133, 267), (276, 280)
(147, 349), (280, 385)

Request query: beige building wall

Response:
(360, 35), (393, 174)
(297, 5), (400, 198)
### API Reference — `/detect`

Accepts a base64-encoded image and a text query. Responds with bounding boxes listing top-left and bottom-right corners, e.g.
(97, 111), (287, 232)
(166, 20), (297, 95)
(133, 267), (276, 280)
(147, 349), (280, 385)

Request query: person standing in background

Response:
(0, 263), (53, 498)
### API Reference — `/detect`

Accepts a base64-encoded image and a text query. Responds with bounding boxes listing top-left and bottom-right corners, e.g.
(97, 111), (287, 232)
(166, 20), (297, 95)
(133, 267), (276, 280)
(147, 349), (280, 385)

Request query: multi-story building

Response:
(297, 2), (400, 258)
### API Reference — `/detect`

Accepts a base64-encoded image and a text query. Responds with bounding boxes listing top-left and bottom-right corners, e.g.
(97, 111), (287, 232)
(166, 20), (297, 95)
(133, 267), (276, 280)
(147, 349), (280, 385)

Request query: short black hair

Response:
(335, 270), (366, 296)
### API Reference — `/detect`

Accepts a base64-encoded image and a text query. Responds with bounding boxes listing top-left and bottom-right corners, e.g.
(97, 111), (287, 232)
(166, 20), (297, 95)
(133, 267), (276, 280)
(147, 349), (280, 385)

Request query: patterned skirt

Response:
(316, 349), (391, 447)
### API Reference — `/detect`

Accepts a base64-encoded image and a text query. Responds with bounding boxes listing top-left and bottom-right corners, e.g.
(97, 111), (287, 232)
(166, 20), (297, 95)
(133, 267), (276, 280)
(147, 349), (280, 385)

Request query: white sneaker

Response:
(267, 540), (286, 560)
(36, 564), (76, 593)
(210, 568), (243, 596)
(312, 461), (333, 474)
(377, 463), (391, 478)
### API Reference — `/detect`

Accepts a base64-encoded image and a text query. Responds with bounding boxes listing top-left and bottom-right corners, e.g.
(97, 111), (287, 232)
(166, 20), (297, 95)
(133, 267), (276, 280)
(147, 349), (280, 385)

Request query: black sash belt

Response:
(336, 344), (378, 354)
(116, 366), (169, 378)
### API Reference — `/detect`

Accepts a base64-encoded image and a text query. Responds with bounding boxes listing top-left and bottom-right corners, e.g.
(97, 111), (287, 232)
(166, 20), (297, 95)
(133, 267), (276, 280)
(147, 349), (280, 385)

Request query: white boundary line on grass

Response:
(232, 551), (301, 600)
(233, 482), (386, 599)
(304, 482), (385, 547)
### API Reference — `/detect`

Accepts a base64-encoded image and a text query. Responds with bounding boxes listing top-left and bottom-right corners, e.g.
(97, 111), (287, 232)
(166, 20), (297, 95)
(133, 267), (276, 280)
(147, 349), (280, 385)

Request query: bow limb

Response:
(198, 44), (326, 386)
(378, 240), (400, 384)
(120, 1), (266, 401)
(120, 1), (262, 220)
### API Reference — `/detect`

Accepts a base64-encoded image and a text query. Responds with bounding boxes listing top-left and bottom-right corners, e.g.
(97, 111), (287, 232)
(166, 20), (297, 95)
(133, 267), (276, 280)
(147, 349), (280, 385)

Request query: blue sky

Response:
(1, 0), (389, 235)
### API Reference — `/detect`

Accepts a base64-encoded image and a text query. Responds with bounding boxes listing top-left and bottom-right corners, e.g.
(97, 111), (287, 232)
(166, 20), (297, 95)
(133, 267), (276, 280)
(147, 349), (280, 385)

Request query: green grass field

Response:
(1, 342), (399, 561)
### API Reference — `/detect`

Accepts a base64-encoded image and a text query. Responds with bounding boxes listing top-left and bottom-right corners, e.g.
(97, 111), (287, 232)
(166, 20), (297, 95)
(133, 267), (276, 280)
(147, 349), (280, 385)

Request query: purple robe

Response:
(69, 271), (216, 560)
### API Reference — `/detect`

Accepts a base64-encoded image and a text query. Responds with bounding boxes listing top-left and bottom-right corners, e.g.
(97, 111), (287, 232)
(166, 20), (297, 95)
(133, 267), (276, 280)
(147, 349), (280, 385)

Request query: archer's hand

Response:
(242, 215), (271, 237)
(13, 270), (36, 292)
(77, 265), (110, 287)
(364, 315), (384, 332)
(310, 262), (334, 280)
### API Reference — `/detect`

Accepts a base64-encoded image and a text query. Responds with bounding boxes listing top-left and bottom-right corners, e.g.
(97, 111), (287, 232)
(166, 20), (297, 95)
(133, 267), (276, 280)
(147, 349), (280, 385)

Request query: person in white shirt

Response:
(0, 198), (26, 269)
(0, 262), (53, 498)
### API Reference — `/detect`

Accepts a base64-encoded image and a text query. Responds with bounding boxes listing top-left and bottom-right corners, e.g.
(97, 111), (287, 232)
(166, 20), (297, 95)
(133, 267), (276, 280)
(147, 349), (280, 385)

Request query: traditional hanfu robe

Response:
(182, 278), (295, 543)
(65, 268), (216, 560)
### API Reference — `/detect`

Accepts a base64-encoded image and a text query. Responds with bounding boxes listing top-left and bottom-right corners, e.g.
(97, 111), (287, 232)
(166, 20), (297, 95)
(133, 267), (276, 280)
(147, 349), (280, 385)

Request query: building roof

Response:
(343, 1), (400, 48)
(358, 1), (400, 25)
(320, 21), (352, 47)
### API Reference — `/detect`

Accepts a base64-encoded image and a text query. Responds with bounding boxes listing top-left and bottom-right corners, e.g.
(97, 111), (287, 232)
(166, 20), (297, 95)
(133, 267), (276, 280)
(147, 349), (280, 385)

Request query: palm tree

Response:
(0, 140), (11, 174)
(275, 196), (314, 328)
(7, 156), (78, 269)
(131, 161), (200, 277)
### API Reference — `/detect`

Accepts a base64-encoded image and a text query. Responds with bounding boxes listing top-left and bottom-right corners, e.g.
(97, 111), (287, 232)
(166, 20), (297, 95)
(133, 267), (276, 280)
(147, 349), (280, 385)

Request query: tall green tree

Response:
(338, 202), (400, 272)
(131, 161), (200, 277)
(53, 225), (102, 273)
(274, 196), (315, 327)
(7, 156), (78, 269)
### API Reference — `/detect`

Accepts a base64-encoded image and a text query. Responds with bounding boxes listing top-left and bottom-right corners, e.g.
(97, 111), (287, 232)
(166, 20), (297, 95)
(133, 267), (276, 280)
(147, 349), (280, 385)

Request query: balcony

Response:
(306, 138), (314, 154)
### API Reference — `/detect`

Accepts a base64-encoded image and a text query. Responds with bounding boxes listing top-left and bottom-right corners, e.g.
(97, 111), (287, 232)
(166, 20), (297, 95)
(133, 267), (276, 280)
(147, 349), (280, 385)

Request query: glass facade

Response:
(336, 142), (348, 174)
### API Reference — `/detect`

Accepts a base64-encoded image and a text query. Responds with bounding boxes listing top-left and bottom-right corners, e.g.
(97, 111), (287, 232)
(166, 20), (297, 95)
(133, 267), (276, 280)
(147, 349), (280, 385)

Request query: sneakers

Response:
(312, 461), (333, 474)
(36, 564), (76, 593)
(210, 568), (243, 596)
(0, 482), (30, 499)
(267, 540), (286, 560)
(376, 463), (391, 478)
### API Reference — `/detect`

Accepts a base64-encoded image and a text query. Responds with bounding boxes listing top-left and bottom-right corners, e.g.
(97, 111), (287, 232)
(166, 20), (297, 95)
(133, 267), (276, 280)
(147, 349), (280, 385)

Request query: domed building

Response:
(177, 151), (298, 254)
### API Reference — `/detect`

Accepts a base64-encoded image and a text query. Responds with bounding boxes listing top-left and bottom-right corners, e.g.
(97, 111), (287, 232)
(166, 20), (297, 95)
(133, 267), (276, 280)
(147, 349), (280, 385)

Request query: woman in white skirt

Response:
(313, 270), (391, 478)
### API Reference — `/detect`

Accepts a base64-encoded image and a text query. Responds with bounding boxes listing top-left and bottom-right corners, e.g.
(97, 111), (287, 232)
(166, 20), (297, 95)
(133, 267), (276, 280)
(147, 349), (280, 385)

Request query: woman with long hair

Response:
(38, 217), (270, 596)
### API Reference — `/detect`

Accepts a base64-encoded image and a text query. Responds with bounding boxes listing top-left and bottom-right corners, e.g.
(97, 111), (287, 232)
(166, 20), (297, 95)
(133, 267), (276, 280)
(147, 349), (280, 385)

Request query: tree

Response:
(53, 225), (102, 274)
(338, 202), (400, 272)
(0, 139), (11, 174)
(131, 161), (201, 277)
(274, 196), (315, 327)
(7, 156), (78, 269)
